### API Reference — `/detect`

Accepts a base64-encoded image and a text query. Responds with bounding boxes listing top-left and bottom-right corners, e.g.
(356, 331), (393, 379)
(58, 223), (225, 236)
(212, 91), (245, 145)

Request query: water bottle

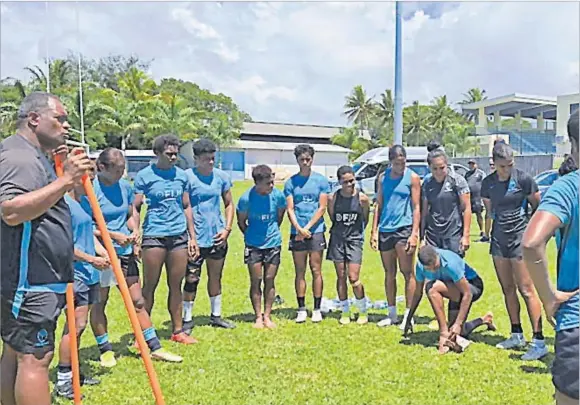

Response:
(373, 300), (389, 310)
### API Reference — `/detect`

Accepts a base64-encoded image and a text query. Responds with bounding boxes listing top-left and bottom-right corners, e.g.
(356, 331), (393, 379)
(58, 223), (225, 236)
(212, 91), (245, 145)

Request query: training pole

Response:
(54, 156), (82, 405)
(394, 0), (403, 145)
(56, 150), (166, 405)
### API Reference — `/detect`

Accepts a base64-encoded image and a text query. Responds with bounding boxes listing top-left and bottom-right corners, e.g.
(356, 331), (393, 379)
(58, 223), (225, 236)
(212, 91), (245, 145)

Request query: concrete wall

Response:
(556, 93), (580, 155)
(452, 154), (554, 177)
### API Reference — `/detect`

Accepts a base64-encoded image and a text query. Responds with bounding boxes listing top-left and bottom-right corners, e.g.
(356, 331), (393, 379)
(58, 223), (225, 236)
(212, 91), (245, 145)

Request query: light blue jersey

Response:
(283, 172), (330, 235)
(237, 187), (286, 249)
(379, 168), (413, 233)
(65, 195), (100, 286)
(537, 170), (579, 331)
(416, 248), (478, 283)
(81, 178), (134, 256)
(133, 164), (188, 237)
(187, 168), (232, 248)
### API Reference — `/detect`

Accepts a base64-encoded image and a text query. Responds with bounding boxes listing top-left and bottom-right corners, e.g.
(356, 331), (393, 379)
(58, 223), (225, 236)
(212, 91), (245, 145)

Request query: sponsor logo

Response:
(34, 328), (49, 348)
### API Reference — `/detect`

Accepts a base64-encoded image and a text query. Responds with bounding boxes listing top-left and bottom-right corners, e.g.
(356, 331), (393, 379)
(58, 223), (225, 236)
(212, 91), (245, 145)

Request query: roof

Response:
(242, 121), (371, 140)
(461, 93), (557, 120)
(232, 139), (352, 154)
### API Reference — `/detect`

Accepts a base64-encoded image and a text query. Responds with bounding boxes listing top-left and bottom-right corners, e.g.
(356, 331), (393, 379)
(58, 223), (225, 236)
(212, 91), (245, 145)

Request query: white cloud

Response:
(225, 75), (297, 104)
(171, 8), (219, 39)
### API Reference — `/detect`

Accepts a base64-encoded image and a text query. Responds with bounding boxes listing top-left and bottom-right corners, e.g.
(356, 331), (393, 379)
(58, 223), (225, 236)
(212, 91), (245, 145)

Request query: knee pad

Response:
(183, 278), (199, 293)
(349, 278), (362, 288)
(133, 296), (146, 311)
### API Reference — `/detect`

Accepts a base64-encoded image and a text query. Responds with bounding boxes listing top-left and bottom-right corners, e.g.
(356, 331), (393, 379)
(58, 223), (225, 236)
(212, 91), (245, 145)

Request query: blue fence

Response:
(216, 150), (245, 181)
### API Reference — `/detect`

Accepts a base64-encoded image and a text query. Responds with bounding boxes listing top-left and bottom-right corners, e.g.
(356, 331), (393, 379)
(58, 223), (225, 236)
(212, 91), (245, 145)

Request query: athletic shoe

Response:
(399, 312), (414, 331)
(53, 381), (84, 400)
(151, 348), (183, 363)
(182, 319), (195, 335)
(357, 314), (369, 325)
(295, 309), (308, 323)
(171, 332), (198, 345)
(496, 333), (526, 350)
(339, 313), (351, 325)
(99, 351), (117, 368)
(210, 315), (236, 329)
(377, 314), (398, 327)
(480, 236), (490, 242)
(521, 339), (549, 361)
(311, 310), (323, 323)
(80, 374), (100, 386)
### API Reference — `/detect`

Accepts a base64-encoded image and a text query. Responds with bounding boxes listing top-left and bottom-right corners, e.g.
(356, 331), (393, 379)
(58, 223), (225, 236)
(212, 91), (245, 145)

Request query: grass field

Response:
(53, 180), (559, 405)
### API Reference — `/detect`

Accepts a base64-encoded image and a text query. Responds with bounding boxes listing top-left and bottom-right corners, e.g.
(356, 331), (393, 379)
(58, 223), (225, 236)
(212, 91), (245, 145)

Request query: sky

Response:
(1, 1), (578, 127)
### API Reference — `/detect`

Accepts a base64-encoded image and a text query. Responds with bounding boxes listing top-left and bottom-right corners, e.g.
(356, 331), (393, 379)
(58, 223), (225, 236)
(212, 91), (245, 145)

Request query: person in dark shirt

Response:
(464, 159), (487, 241)
(481, 142), (547, 361)
(0, 92), (91, 405)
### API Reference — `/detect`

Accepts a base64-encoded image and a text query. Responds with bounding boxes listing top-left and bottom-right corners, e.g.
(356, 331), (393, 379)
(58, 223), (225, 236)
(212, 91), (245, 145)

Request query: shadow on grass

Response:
(511, 351), (554, 375)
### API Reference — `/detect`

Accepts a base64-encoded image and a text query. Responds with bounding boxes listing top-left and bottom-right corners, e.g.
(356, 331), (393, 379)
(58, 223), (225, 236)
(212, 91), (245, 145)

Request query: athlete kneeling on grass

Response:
(87, 148), (181, 366)
(402, 246), (495, 354)
(237, 165), (287, 329)
(133, 134), (199, 345)
(55, 185), (109, 399)
(327, 166), (370, 325)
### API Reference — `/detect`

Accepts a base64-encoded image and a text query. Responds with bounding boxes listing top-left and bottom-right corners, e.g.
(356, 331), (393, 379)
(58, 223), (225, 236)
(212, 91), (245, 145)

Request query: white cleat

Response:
(496, 333), (527, 350)
(295, 310), (308, 323)
(399, 314), (414, 331)
(377, 315), (398, 327)
(521, 339), (549, 361)
(311, 310), (323, 323)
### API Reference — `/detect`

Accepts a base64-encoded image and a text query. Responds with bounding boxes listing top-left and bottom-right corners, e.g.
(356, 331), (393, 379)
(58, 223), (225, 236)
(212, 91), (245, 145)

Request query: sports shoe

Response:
(80, 374), (100, 386)
(496, 333), (527, 350)
(399, 312), (414, 331)
(356, 314), (368, 325)
(480, 236), (490, 242)
(339, 313), (351, 325)
(171, 332), (198, 345)
(182, 319), (194, 335)
(210, 315), (236, 329)
(377, 314), (398, 327)
(100, 351), (117, 368)
(295, 309), (308, 323)
(151, 348), (183, 363)
(311, 310), (323, 323)
(53, 381), (84, 400)
(521, 339), (549, 361)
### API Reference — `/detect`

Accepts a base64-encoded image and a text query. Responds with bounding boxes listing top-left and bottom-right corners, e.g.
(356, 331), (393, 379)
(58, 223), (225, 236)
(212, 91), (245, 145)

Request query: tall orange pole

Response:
(54, 155), (82, 405)
(56, 150), (166, 405)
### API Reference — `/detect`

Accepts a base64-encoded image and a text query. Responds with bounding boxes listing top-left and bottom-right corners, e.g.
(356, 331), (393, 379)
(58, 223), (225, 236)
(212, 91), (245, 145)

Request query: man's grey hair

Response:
(17, 92), (59, 128)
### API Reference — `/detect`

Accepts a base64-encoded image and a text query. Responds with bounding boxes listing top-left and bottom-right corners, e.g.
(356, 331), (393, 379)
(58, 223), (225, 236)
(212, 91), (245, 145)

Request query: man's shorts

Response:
(425, 233), (464, 258)
(471, 199), (484, 214)
(244, 246), (281, 266)
(73, 280), (100, 307)
(426, 275), (484, 308)
(142, 231), (188, 252)
(0, 290), (65, 355)
(490, 232), (523, 259)
(100, 254), (140, 288)
(327, 238), (363, 264)
(289, 232), (327, 252)
(379, 226), (412, 252)
(187, 243), (229, 279)
(552, 327), (579, 400)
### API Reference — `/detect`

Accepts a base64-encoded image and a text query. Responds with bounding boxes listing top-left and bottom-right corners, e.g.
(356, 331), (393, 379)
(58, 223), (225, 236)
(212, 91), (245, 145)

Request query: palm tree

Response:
(24, 59), (74, 93)
(116, 67), (157, 102)
(443, 124), (479, 157)
(331, 126), (370, 160)
(343, 85), (375, 137)
(459, 88), (487, 122)
(375, 89), (394, 128)
(429, 95), (456, 141)
(146, 93), (203, 141)
(0, 78), (28, 137)
(403, 101), (430, 146)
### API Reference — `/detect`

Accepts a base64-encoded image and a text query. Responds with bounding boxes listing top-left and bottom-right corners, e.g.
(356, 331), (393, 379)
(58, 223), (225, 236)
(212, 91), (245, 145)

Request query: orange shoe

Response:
(171, 332), (198, 344)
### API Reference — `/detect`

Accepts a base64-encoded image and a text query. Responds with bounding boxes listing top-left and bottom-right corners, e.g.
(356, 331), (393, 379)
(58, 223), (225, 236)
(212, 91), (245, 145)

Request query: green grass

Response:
(54, 180), (558, 405)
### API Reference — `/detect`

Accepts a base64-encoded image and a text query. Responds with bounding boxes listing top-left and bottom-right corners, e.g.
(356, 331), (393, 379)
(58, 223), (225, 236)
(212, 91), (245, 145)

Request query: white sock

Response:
(57, 370), (72, 385)
(357, 298), (367, 314)
(388, 305), (397, 318)
(210, 295), (222, 317)
(340, 300), (350, 313)
(183, 301), (193, 322)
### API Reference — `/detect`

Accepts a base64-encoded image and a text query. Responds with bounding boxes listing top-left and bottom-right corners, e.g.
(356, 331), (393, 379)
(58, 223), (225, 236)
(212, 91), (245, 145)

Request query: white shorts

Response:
(100, 269), (118, 288)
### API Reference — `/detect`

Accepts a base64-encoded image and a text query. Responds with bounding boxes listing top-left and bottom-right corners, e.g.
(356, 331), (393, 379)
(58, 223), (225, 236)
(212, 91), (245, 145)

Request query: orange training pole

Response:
(55, 155), (82, 405)
(71, 154), (166, 405)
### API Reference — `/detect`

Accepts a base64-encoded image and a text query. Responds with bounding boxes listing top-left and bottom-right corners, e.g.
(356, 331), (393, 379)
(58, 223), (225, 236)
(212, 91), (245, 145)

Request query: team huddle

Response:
(0, 92), (578, 405)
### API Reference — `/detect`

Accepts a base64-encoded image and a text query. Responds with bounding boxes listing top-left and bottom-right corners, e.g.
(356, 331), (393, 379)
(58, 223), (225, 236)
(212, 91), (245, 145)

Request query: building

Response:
(460, 92), (579, 156)
(125, 121), (361, 181)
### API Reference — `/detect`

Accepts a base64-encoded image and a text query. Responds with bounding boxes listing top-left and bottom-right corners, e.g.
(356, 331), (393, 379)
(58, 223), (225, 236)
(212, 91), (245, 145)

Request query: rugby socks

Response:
(387, 305), (397, 319)
(356, 298), (368, 314)
(210, 295), (222, 317)
(511, 323), (524, 334)
(95, 333), (113, 354)
(297, 296), (306, 310)
(57, 365), (73, 386)
(463, 318), (484, 337)
(143, 327), (162, 352)
(183, 301), (194, 322)
(340, 300), (350, 314)
(314, 297), (322, 311)
(533, 331), (545, 341)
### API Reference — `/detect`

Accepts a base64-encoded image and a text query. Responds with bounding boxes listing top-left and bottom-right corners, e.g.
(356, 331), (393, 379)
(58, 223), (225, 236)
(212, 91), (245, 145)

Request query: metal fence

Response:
(451, 154), (554, 177)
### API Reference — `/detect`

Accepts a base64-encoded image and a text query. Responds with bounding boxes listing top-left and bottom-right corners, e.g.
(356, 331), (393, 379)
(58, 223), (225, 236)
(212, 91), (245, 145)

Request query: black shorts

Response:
(553, 327), (579, 400)
(142, 231), (188, 252)
(327, 238), (363, 264)
(244, 246), (281, 266)
(471, 199), (484, 214)
(379, 226), (412, 252)
(100, 254), (140, 287)
(425, 233), (463, 257)
(289, 232), (327, 252)
(187, 243), (229, 279)
(73, 280), (100, 307)
(0, 290), (65, 355)
(490, 233), (523, 259)
(425, 276), (484, 309)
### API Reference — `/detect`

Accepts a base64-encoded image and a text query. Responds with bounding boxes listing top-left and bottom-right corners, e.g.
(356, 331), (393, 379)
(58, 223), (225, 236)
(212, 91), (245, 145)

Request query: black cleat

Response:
(480, 236), (490, 243)
(54, 381), (85, 400)
(183, 319), (195, 335)
(210, 315), (236, 329)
